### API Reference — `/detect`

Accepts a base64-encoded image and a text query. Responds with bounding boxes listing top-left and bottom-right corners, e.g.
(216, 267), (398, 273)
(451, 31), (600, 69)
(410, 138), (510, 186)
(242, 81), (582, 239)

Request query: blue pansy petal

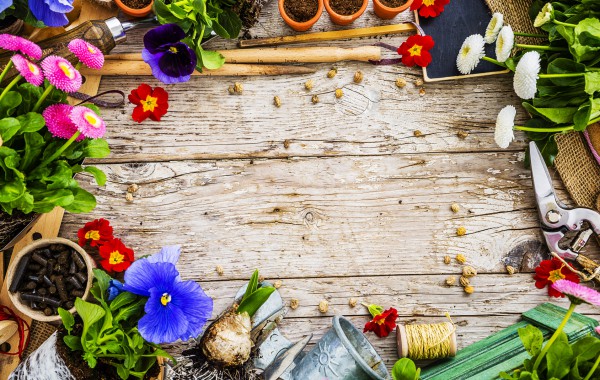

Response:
(148, 246), (181, 265)
(169, 280), (213, 339)
(142, 49), (185, 84)
(107, 279), (124, 301)
(157, 42), (196, 79)
(29, 0), (69, 26)
(144, 24), (187, 54)
(45, 0), (73, 13)
(139, 287), (190, 344)
(0, 0), (12, 14)
(124, 261), (179, 297)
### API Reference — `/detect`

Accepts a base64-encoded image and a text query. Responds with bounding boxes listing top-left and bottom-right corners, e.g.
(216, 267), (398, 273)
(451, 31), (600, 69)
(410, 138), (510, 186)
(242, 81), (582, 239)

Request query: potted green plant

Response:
(0, 36), (110, 250)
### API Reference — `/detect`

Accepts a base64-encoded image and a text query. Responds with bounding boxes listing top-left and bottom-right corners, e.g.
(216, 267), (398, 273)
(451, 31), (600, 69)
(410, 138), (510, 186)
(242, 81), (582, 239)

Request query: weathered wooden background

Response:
(57, 1), (600, 370)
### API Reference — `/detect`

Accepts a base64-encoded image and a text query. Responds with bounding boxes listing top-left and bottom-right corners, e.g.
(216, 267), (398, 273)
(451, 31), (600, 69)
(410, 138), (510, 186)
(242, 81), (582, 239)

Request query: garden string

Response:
(403, 314), (456, 360)
(550, 251), (600, 282)
(0, 305), (30, 359)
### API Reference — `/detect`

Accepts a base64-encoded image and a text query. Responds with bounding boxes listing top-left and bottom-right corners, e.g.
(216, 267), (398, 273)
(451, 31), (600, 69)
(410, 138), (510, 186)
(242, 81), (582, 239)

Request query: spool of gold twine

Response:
(396, 320), (457, 360)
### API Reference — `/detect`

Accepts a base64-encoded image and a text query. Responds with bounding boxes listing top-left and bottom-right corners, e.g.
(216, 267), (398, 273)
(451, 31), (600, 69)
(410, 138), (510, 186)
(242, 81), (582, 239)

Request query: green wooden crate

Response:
(420, 303), (599, 380)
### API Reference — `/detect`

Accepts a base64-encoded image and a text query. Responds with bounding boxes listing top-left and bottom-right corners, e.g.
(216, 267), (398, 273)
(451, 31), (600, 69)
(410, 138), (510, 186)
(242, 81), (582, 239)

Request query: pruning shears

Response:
(530, 141), (600, 279)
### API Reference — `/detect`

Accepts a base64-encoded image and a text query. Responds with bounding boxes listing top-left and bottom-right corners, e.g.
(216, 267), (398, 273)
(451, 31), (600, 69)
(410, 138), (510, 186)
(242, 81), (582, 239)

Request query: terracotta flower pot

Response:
(323, 0), (368, 25)
(5, 238), (95, 324)
(115, 0), (154, 17)
(372, 0), (413, 19)
(279, 0), (324, 32)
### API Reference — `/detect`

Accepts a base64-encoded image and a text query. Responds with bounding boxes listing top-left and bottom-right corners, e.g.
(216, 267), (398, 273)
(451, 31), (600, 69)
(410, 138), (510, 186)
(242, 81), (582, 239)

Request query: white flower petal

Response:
(534, 3), (553, 27)
(495, 105), (516, 148)
(513, 51), (540, 99)
(485, 13), (504, 44)
(495, 25), (514, 62)
(456, 34), (486, 75)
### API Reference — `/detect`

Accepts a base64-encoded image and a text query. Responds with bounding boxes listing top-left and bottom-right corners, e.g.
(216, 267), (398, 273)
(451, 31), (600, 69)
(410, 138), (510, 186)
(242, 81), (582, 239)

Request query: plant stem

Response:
(539, 73), (584, 79)
(589, 55), (600, 67)
(583, 353), (600, 380)
(33, 131), (81, 172)
(532, 302), (577, 371)
(32, 84), (54, 113)
(482, 56), (505, 67)
(515, 44), (567, 52)
(0, 75), (21, 105)
(515, 115), (600, 133)
(554, 19), (576, 28)
(514, 32), (547, 38)
(0, 60), (14, 85)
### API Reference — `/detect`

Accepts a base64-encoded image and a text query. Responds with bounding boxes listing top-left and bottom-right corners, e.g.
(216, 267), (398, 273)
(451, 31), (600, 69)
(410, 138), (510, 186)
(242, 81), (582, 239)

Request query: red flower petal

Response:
(132, 105), (150, 123)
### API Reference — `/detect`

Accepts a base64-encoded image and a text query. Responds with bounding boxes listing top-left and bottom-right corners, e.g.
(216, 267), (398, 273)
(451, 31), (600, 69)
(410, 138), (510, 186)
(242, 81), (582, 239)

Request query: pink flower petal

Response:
(41, 55), (82, 93)
(68, 39), (104, 70)
(70, 106), (106, 139)
(11, 54), (44, 87)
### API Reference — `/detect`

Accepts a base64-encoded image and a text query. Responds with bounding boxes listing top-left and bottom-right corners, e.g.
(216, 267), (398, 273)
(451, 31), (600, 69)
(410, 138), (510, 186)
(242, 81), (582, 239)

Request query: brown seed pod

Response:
(274, 96), (281, 108)
(349, 298), (358, 307)
(290, 298), (299, 310)
(395, 78), (407, 88)
(311, 95), (319, 104)
(457, 130), (469, 139)
(305, 80), (314, 91)
(274, 280), (282, 289)
(327, 68), (337, 78)
(456, 226), (467, 236)
(462, 266), (477, 278)
(335, 88), (343, 98)
(443, 255), (451, 265)
(125, 193), (134, 202)
(464, 285), (475, 294)
(459, 276), (470, 287)
(215, 265), (224, 276)
(506, 265), (516, 275)
(413, 130), (423, 137)
(445, 276), (456, 286)
(318, 299), (329, 313)
(127, 184), (139, 193)
(451, 203), (460, 213)
(233, 82), (243, 94)
(353, 71), (363, 83)
(456, 254), (467, 264)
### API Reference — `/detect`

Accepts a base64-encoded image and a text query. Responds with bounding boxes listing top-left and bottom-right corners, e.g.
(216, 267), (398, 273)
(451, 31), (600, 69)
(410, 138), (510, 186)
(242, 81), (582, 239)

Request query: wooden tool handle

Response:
(82, 61), (316, 76)
(106, 46), (382, 63)
(0, 320), (18, 345)
(238, 23), (416, 48)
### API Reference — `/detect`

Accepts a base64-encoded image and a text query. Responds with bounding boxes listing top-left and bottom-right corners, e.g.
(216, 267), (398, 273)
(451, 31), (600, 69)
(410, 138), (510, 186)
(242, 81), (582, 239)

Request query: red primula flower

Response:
(534, 257), (580, 298)
(364, 307), (398, 338)
(128, 83), (169, 123)
(397, 35), (435, 67)
(78, 218), (113, 247)
(410, 0), (450, 18)
(98, 238), (135, 273)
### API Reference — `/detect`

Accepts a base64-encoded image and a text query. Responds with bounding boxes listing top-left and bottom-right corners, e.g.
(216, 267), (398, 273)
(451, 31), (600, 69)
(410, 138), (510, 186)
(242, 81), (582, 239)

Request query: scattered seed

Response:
(305, 80), (314, 91)
(464, 285), (475, 294)
(318, 299), (329, 313)
(335, 88), (343, 98)
(258, 275), (265, 283)
(233, 82), (243, 94)
(413, 130), (423, 137)
(456, 254), (467, 264)
(457, 130), (469, 139)
(459, 276), (470, 287)
(327, 68), (337, 78)
(353, 71), (363, 83)
(419, 88), (426, 96)
(125, 193), (134, 202)
(506, 265), (516, 275)
(228, 86), (235, 95)
(274, 96), (281, 108)
(463, 266), (477, 278)
(451, 203), (460, 213)
(215, 265), (224, 276)
(274, 280), (282, 289)
(443, 255), (451, 265)
(283, 139), (291, 149)
(445, 276), (456, 286)
(290, 298), (299, 310)
(456, 226), (467, 236)
(415, 78), (424, 86)
(127, 184), (139, 193)
(349, 298), (358, 307)
(395, 78), (407, 88)
(311, 95), (319, 104)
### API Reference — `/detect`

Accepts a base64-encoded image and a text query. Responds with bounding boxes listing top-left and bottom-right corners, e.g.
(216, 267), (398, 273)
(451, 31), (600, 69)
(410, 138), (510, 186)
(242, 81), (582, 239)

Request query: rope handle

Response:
(70, 89), (126, 108)
(0, 305), (30, 359)
(369, 22), (426, 66)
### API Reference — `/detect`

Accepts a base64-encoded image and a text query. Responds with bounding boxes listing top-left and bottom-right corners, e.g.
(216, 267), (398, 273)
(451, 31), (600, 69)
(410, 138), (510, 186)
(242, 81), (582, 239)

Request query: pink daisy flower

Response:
(552, 280), (600, 306)
(68, 39), (104, 70)
(43, 104), (84, 141)
(70, 106), (106, 139)
(11, 54), (44, 86)
(0, 34), (42, 60)
(41, 55), (82, 93)
(596, 326), (600, 335)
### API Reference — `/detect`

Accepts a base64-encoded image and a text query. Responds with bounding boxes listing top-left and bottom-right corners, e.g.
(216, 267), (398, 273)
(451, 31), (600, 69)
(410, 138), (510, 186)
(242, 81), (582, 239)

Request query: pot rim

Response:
(6, 237), (95, 323)
(114, 0), (154, 17)
(279, 0), (324, 31)
(332, 315), (389, 380)
(323, 0), (368, 23)
(373, 0), (413, 12)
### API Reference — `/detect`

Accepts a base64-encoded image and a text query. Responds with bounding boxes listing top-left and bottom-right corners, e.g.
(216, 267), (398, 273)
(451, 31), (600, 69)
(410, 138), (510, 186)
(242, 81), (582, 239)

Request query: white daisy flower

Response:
(513, 51), (540, 99)
(495, 25), (514, 62)
(495, 105), (516, 148)
(534, 3), (553, 27)
(456, 34), (486, 75)
(485, 13), (504, 44)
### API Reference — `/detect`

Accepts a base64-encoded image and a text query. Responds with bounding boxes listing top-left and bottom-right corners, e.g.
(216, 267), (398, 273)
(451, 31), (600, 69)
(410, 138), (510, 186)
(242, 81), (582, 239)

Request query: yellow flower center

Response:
(423, 0), (435, 5)
(87, 44), (98, 54)
(375, 318), (386, 325)
(408, 44), (423, 57)
(85, 230), (100, 241)
(161, 293), (172, 306)
(84, 112), (101, 128)
(142, 95), (158, 112)
(58, 61), (75, 79)
(109, 250), (124, 265)
(27, 62), (39, 75)
(169, 46), (178, 54)
(548, 268), (566, 283)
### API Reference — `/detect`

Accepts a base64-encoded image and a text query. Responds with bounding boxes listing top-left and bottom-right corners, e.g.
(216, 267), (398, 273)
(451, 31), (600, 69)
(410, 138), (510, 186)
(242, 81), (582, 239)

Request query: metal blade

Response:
(263, 334), (312, 380)
(529, 141), (555, 203)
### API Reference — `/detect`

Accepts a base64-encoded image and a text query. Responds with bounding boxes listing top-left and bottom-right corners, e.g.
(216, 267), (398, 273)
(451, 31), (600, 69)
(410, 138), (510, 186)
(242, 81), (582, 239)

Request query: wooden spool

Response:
(0, 320), (18, 345)
(396, 322), (457, 359)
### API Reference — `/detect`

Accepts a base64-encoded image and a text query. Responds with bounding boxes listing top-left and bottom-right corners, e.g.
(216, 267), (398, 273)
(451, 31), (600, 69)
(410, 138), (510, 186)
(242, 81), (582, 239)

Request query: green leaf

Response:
(58, 308), (75, 335)
(31, 188), (74, 213)
(16, 112), (45, 133)
(237, 286), (276, 317)
(213, 9), (242, 39)
(116, 364), (129, 380)
(83, 166), (106, 186)
(63, 335), (83, 351)
(392, 358), (419, 380)
(242, 269), (260, 303)
(0, 91), (22, 117)
(75, 297), (106, 344)
(518, 325), (544, 356)
(575, 18), (600, 47)
(522, 103), (578, 124)
(114, 298), (146, 323)
(82, 138), (110, 158)
(574, 100), (592, 131)
(62, 188), (96, 213)
(0, 117), (20, 142)
(20, 132), (46, 173)
(93, 269), (112, 298)
(547, 58), (586, 86)
(368, 304), (384, 318)
(584, 72), (600, 95)
(110, 291), (139, 312)
(572, 335), (600, 361)
(546, 341), (573, 379)
(199, 49), (225, 70)
(83, 351), (98, 368)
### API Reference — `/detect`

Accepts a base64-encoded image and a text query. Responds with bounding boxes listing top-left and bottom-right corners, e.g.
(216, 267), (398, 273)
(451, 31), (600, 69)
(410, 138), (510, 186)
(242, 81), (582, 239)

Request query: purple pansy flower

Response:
(107, 279), (124, 301)
(29, 0), (74, 27)
(142, 24), (197, 84)
(123, 246), (213, 344)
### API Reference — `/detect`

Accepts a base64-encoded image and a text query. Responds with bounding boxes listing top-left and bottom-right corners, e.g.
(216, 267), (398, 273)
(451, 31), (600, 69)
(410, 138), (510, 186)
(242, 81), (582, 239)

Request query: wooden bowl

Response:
(5, 238), (95, 324)
(323, 0), (368, 25)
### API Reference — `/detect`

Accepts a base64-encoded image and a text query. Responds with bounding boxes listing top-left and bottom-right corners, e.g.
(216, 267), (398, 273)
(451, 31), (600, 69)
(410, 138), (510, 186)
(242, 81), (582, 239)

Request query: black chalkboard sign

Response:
(417, 0), (509, 82)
